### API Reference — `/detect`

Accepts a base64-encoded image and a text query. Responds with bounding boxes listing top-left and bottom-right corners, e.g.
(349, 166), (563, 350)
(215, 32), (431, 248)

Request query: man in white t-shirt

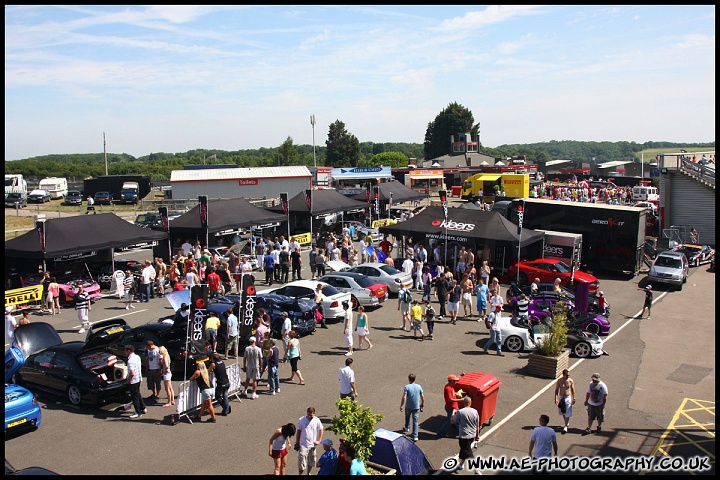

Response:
(280, 312), (292, 362)
(358, 237), (366, 264)
(338, 357), (358, 400)
(401, 254), (414, 276)
(181, 239), (193, 257)
(295, 406), (324, 475)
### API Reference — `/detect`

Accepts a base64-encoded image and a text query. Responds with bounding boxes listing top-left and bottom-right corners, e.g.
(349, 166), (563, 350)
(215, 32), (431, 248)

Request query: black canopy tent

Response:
(378, 207), (545, 275)
(350, 180), (427, 204)
(5, 213), (170, 274)
(170, 198), (287, 236)
(265, 189), (369, 236)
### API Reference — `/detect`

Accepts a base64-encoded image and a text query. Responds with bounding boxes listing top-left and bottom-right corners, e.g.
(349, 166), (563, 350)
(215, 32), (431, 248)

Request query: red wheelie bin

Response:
(453, 371), (501, 428)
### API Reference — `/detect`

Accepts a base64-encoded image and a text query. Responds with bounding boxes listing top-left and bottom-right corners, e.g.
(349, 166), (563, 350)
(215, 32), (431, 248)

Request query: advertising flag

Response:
(305, 189), (312, 210)
(189, 284), (210, 354)
(239, 274), (257, 341)
(159, 206), (169, 232)
(198, 195), (208, 229)
(280, 192), (289, 215)
(373, 185), (380, 214)
(439, 190), (448, 223)
(365, 182), (371, 203)
(36, 219), (46, 253)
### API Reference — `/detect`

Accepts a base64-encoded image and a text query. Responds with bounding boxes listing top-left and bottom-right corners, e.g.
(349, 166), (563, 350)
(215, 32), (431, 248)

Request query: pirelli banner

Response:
(5, 285), (43, 308)
(290, 232), (312, 246)
(189, 284), (210, 354)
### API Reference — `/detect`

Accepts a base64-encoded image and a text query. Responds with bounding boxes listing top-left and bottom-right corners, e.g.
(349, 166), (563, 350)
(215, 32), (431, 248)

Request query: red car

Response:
(507, 258), (599, 293)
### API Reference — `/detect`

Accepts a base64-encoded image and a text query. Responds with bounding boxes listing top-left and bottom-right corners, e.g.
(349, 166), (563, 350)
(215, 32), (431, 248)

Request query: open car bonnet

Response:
(6, 322), (63, 382)
(326, 260), (352, 272)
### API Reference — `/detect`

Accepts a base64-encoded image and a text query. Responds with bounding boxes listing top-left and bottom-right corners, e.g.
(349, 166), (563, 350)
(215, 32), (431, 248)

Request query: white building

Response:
(170, 166), (312, 200)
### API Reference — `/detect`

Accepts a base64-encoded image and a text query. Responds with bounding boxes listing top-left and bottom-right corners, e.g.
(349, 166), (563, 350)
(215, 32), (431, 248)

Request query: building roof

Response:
(170, 166), (311, 182)
(598, 160), (633, 169)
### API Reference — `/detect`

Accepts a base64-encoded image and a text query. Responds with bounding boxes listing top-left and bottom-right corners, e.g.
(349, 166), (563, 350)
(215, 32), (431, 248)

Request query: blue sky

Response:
(4, 5), (716, 160)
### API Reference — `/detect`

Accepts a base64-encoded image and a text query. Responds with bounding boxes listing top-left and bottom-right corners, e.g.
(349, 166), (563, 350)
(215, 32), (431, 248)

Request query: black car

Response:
(218, 292), (318, 338)
(93, 191), (112, 205)
(63, 190), (83, 206)
(11, 320), (132, 407)
(5, 192), (27, 208)
(27, 189), (51, 203)
(106, 320), (199, 377)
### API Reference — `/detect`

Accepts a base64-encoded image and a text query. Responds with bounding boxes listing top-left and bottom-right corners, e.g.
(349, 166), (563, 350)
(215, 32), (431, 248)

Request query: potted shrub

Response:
(328, 398), (386, 473)
(526, 301), (570, 379)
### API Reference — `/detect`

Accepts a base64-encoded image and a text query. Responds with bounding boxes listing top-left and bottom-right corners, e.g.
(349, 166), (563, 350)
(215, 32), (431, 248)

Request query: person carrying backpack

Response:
(397, 286), (412, 331)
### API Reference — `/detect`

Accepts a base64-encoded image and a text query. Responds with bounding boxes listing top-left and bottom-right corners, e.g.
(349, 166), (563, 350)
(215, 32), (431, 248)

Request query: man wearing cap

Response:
(637, 285), (652, 319)
(316, 438), (338, 475)
(242, 336), (263, 399)
(584, 373), (608, 434)
(437, 374), (465, 437)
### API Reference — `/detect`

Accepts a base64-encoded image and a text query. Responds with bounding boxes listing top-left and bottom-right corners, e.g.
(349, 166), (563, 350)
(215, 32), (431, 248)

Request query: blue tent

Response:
(368, 428), (433, 475)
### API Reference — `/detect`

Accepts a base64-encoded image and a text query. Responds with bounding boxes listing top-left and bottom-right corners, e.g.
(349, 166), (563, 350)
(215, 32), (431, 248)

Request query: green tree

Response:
(364, 151), (408, 168)
(278, 136), (299, 165)
(327, 398), (384, 462)
(326, 120), (360, 168)
(423, 102), (480, 160)
(534, 301), (569, 357)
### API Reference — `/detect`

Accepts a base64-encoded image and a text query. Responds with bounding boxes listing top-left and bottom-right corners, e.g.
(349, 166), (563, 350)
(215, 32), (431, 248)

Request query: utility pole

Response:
(103, 131), (108, 176)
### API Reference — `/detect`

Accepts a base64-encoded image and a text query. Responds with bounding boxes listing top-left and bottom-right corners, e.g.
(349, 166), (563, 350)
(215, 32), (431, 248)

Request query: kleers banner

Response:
(5, 285), (43, 308)
(239, 274), (257, 341)
(190, 284), (209, 354)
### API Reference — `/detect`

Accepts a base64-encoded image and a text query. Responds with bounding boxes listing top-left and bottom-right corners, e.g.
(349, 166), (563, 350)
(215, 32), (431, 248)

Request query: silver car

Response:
(648, 250), (689, 290)
(318, 271), (389, 310)
(327, 260), (412, 295)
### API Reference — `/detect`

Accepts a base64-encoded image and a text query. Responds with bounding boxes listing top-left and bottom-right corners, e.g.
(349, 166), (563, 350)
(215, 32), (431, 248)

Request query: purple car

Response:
(526, 295), (611, 336)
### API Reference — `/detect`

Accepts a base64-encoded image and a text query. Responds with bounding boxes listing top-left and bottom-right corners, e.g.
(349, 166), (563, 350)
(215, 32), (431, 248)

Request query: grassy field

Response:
(638, 147), (714, 161)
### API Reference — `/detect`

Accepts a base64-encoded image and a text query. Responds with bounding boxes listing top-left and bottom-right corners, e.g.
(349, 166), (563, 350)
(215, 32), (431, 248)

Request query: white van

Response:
(38, 177), (69, 199)
(632, 185), (659, 203)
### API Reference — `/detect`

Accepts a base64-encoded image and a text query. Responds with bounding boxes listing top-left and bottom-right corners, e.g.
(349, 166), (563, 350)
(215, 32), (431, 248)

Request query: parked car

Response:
(507, 258), (600, 293)
(507, 282), (610, 317)
(647, 250), (689, 290)
(107, 320), (199, 377)
(10, 320), (131, 407)
(521, 295), (611, 335)
(93, 191), (112, 205)
(676, 244), (715, 268)
(261, 280), (351, 321)
(63, 190), (84, 206)
(318, 271), (389, 310)
(633, 201), (658, 212)
(20, 270), (101, 304)
(5, 192), (28, 209)
(326, 260), (413, 295)
(5, 348), (42, 436)
(27, 189), (51, 203)
(497, 315), (606, 358)
(217, 292), (319, 338)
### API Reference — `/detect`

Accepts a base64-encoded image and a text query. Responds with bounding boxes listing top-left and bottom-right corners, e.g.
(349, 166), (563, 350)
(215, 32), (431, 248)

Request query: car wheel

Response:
(350, 296), (359, 310)
(586, 323), (600, 335)
(504, 335), (524, 353)
(67, 385), (83, 406)
(573, 341), (592, 358)
(676, 282), (683, 291)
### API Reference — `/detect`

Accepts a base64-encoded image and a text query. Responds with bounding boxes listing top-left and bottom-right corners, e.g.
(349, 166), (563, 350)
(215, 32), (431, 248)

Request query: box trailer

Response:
(493, 198), (647, 275)
(461, 173), (529, 201)
(535, 229), (582, 268)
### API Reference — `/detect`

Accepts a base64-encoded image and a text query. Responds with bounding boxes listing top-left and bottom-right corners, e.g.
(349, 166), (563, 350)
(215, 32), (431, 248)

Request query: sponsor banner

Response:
(159, 206), (169, 231)
(371, 218), (397, 229)
(239, 275), (257, 341)
(238, 179), (258, 186)
(36, 220), (46, 253)
(53, 251), (98, 261)
(5, 285), (43, 308)
(305, 189), (312, 210)
(290, 232), (312, 246)
(190, 284), (209, 354)
(280, 192), (289, 215)
(430, 219), (476, 232)
(424, 232), (470, 244)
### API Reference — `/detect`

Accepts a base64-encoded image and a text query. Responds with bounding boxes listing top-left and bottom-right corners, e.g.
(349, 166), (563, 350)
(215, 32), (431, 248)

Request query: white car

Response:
(210, 246), (259, 270)
(260, 280), (351, 321)
(327, 260), (413, 295)
(496, 315), (606, 358)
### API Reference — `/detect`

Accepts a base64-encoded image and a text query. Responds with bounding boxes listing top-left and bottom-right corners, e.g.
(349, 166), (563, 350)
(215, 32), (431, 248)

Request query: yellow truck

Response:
(461, 173), (529, 201)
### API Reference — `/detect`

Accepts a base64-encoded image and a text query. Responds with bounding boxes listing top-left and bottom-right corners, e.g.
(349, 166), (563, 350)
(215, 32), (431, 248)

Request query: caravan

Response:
(5, 174), (27, 195)
(38, 177), (69, 199)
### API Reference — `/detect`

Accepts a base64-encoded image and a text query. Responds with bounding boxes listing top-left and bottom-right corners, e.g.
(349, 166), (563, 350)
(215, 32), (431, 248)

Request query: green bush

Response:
(327, 397), (384, 462)
(533, 301), (569, 357)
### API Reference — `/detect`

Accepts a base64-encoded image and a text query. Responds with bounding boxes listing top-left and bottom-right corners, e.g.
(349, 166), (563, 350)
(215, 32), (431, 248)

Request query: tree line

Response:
(5, 102), (713, 182)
